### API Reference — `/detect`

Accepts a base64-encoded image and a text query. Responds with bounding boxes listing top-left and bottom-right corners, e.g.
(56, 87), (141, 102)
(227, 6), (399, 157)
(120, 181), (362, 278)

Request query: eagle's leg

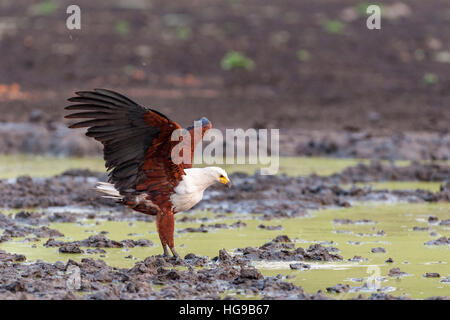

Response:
(161, 243), (169, 257)
(156, 211), (178, 258)
(169, 246), (179, 258)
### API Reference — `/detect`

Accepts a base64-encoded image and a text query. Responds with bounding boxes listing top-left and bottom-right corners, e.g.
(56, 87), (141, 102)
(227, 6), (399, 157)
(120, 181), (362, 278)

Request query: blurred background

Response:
(0, 0), (449, 160)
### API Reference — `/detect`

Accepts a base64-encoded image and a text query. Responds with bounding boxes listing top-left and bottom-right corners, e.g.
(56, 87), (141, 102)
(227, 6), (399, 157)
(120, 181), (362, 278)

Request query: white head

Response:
(202, 166), (232, 188)
(172, 166), (232, 213)
(181, 167), (232, 193)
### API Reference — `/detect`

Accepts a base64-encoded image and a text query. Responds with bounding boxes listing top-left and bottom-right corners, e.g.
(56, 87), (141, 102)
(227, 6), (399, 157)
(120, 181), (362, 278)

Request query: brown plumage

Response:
(65, 88), (213, 257)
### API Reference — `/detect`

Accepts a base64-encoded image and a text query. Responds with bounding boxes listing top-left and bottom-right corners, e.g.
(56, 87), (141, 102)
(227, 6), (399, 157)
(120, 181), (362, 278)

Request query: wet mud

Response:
(1, 162), (448, 220)
(0, 248), (334, 300)
(0, 161), (448, 300)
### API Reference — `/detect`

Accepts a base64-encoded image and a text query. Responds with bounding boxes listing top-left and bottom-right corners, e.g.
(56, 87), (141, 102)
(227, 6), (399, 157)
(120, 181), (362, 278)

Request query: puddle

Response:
(0, 154), (448, 299)
(1, 202), (448, 299)
(0, 155), (410, 179)
(0, 155), (105, 179)
(343, 181), (443, 193)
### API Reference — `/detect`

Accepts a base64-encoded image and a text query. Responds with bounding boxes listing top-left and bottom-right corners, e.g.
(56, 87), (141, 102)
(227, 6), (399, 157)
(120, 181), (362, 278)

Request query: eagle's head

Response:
(205, 166), (232, 188)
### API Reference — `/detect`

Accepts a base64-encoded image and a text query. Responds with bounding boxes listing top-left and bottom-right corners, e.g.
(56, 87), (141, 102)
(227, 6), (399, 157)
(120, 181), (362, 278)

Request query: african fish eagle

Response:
(65, 89), (231, 258)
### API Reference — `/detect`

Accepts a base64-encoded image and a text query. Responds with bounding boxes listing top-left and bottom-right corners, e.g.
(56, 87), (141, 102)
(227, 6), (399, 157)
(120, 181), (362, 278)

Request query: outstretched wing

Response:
(65, 89), (185, 212)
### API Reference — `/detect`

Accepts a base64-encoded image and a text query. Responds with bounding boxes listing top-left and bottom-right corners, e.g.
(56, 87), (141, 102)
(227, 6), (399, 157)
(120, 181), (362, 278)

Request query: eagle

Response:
(65, 89), (231, 258)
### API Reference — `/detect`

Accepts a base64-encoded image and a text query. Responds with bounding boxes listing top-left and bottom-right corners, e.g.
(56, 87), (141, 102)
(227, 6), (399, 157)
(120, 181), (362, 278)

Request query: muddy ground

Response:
(1, 122), (449, 161)
(1, 161), (449, 215)
(0, 161), (448, 299)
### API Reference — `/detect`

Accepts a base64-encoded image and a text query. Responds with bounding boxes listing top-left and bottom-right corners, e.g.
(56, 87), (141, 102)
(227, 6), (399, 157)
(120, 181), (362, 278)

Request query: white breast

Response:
(170, 167), (221, 213)
(170, 169), (207, 213)
(170, 188), (204, 213)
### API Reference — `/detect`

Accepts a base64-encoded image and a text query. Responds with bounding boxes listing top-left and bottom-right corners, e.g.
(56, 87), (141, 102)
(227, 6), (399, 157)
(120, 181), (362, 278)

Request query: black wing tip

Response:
(74, 90), (93, 97)
(93, 88), (116, 94)
(71, 88), (119, 98)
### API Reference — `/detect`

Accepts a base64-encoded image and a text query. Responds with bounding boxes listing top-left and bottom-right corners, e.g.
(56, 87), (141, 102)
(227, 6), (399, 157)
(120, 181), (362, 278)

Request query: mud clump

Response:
(424, 273), (440, 278)
(425, 237), (450, 246)
(59, 244), (84, 254)
(371, 247), (386, 253)
(333, 219), (375, 225)
(177, 226), (208, 233)
(80, 235), (125, 248)
(335, 162), (450, 183)
(258, 224), (283, 230)
(0, 250), (26, 263)
(388, 268), (408, 277)
(0, 249), (331, 300)
(348, 256), (367, 262)
(363, 293), (411, 300)
(0, 213), (64, 241)
(13, 211), (44, 226)
(441, 277), (450, 283)
(44, 235), (154, 249)
(326, 284), (350, 294)
(413, 226), (429, 231)
(289, 263), (311, 270)
(428, 216), (439, 223)
(0, 173), (115, 210)
(235, 236), (342, 262)
(237, 268), (263, 280)
(178, 221), (247, 234)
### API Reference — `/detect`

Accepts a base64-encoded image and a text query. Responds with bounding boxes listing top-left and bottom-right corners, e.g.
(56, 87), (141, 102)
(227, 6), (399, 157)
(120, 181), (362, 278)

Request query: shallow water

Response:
(1, 202), (448, 299)
(343, 181), (444, 193)
(0, 155), (410, 179)
(0, 155), (448, 299)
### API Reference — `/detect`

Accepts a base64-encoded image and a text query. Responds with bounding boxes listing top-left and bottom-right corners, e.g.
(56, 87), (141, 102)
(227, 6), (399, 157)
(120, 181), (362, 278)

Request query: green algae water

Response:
(0, 155), (411, 179)
(342, 181), (442, 192)
(0, 155), (106, 179)
(342, 181), (444, 193)
(1, 202), (448, 299)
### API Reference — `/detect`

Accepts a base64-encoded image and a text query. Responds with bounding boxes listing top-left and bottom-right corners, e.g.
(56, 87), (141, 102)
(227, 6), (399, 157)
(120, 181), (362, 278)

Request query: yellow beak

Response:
(220, 176), (232, 188)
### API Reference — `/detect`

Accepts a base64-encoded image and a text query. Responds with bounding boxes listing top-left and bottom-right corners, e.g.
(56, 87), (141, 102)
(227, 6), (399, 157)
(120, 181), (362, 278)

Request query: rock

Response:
(326, 284), (350, 293)
(425, 237), (450, 246)
(239, 268), (263, 280)
(428, 216), (439, 223)
(388, 268), (407, 277)
(59, 244), (84, 254)
(424, 273), (440, 278)
(289, 263), (311, 270)
(218, 249), (232, 262)
(273, 235), (291, 243)
(258, 224), (283, 230)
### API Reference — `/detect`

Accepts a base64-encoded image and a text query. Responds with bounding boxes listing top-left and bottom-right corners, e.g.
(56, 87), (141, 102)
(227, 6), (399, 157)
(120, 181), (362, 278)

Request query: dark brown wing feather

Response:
(65, 89), (185, 213)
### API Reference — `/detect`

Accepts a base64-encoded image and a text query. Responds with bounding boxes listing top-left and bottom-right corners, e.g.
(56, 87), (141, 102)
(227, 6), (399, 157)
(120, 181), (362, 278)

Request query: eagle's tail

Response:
(96, 182), (123, 200)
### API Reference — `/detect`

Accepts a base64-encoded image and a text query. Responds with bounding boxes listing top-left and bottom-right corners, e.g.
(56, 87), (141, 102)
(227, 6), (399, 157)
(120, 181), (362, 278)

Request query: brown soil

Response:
(0, 0), (449, 135)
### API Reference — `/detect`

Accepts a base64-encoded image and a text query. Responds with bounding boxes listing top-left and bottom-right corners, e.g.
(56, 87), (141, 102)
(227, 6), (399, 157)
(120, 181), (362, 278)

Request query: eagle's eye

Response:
(219, 174), (224, 178)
